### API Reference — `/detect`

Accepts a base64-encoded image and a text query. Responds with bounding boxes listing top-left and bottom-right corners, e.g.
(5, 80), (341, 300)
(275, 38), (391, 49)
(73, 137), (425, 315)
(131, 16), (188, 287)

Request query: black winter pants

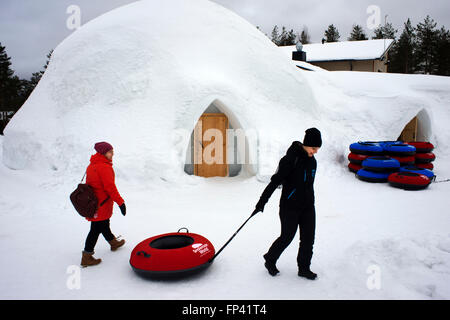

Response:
(264, 205), (316, 270)
(84, 219), (115, 253)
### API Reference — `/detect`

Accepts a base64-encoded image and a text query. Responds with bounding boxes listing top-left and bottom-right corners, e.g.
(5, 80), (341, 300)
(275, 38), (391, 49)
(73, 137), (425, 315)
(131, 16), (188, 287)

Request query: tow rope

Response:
(434, 178), (450, 184)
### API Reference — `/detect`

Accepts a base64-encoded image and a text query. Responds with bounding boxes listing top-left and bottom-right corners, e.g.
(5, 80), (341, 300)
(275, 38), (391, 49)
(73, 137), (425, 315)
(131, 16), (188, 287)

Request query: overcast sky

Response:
(1, 0), (449, 79)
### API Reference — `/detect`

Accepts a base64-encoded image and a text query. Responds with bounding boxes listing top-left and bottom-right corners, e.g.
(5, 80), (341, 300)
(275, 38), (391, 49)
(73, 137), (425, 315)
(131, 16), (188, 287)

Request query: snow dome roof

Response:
(2, 0), (318, 180)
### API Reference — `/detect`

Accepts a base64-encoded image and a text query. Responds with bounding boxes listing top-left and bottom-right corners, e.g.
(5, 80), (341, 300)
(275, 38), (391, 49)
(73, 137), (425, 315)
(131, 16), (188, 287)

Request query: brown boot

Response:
(81, 251), (102, 267)
(109, 237), (125, 251)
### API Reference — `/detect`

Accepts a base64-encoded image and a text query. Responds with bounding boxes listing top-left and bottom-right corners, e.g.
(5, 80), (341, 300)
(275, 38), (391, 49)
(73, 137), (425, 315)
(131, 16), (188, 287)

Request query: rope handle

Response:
(434, 178), (450, 183)
(178, 227), (189, 233)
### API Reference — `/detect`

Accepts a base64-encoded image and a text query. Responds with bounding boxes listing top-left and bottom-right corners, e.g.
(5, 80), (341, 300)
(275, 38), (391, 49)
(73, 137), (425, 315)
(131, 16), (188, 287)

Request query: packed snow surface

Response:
(1, 133), (450, 299)
(1, 0), (450, 299)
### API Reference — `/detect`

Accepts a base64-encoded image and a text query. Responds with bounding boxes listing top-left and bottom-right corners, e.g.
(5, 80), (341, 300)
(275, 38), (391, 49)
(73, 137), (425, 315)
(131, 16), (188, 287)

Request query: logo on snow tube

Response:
(192, 243), (210, 256)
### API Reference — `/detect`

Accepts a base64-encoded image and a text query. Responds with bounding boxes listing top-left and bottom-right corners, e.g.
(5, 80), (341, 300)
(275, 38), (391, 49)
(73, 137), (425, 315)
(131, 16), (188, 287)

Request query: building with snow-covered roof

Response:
(280, 39), (395, 72)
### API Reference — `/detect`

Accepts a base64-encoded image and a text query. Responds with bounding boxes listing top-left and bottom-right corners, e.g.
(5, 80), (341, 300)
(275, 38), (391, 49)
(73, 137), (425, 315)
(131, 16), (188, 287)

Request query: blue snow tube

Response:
(383, 143), (416, 156)
(379, 141), (403, 145)
(349, 142), (384, 155)
(400, 166), (436, 180)
(379, 141), (404, 148)
(362, 156), (400, 173)
(356, 169), (391, 183)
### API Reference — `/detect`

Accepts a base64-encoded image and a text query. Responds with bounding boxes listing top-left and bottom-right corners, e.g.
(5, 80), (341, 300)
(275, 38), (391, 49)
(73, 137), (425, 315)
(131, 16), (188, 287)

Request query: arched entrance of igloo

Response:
(398, 109), (432, 142)
(184, 99), (255, 178)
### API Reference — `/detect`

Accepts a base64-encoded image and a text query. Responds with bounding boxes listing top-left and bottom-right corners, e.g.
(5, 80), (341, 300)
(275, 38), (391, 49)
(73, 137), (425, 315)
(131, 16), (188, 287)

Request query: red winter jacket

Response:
(85, 153), (124, 222)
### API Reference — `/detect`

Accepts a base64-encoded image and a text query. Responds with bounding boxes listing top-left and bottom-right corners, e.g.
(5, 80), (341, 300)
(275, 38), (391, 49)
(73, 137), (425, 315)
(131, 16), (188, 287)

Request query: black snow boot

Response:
(263, 254), (279, 276)
(298, 268), (317, 280)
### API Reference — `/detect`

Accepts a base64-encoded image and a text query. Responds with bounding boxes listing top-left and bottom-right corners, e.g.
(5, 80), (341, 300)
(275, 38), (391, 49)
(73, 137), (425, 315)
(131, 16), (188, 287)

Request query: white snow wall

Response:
(2, 0), (319, 182)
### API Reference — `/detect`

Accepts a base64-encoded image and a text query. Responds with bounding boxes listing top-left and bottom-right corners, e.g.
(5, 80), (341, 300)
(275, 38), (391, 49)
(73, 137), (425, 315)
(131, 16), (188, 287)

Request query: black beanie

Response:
(303, 128), (322, 147)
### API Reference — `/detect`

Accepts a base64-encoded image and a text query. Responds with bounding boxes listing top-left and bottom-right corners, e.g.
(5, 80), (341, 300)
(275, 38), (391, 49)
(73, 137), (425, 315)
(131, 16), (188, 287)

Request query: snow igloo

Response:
(2, 0), (319, 181)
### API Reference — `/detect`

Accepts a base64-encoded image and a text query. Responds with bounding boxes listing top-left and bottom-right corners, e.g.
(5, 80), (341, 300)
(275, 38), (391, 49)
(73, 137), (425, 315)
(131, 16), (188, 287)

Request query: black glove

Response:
(252, 199), (266, 216)
(119, 203), (126, 216)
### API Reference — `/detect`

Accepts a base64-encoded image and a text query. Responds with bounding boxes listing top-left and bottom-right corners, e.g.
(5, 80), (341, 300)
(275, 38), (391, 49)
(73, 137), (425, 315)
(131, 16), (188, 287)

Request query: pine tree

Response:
(279, 27), (287, 45)
(288, 29), (297, 45)
(0, 43), (16, 112)
(415, 15), (439, 74)
(300, 27), (311, 44)
(348, 25), (368, 41)
(435, 26), (450, 76)
(0, 43), (14, 80)
(271, 25), (280, 45)
(324, 24), (340, 42)
(278, 27), (297, 46)
(0, 43), (18, 133)
(389, 19), (416, 74)
(373, 22), (398, 40)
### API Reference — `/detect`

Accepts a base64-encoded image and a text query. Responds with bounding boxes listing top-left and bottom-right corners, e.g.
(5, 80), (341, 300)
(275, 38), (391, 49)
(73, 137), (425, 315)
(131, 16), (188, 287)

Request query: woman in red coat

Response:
(81, 142), (127, 267)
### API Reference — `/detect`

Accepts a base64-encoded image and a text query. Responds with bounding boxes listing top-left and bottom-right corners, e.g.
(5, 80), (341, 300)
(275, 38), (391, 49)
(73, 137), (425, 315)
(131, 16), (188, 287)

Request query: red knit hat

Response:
(94, 142), (113, 155)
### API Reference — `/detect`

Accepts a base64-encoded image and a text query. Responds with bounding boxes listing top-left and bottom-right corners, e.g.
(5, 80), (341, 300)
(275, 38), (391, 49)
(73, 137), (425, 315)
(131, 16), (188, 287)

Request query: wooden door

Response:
(399, 117), (418, 142)
(194, 113), (228, 177)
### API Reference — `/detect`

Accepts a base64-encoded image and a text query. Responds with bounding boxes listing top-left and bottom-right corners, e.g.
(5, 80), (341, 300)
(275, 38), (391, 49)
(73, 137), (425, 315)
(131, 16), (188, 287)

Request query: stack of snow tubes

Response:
(406, 142), (436, 171)
(348, 141), (436, 190)
(383, 141), (416, 167)
(348, 141), (384, 174)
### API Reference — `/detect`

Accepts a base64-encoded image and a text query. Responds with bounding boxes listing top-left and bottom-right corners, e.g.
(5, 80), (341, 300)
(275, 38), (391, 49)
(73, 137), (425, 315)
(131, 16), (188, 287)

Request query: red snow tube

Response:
(407, 142), (434, 153)
(348, 163), (362, 173)
(416, 162), (434, 170)
(415, 152), (436, 164)
(130, 228), (215, 279)
(390, 155), (416, 166)
(348, 153), (369, 165)
(388, 172), (431, 190)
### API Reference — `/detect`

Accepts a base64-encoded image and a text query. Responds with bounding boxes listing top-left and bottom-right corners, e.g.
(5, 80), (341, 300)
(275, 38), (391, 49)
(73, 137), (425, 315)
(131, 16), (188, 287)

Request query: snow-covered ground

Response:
(1, 0), (450, 301)
(1, 132), (449, 300)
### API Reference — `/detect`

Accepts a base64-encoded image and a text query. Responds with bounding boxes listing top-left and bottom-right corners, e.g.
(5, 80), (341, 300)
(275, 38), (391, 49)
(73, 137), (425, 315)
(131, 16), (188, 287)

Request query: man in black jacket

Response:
(254, 128), (322, 280)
